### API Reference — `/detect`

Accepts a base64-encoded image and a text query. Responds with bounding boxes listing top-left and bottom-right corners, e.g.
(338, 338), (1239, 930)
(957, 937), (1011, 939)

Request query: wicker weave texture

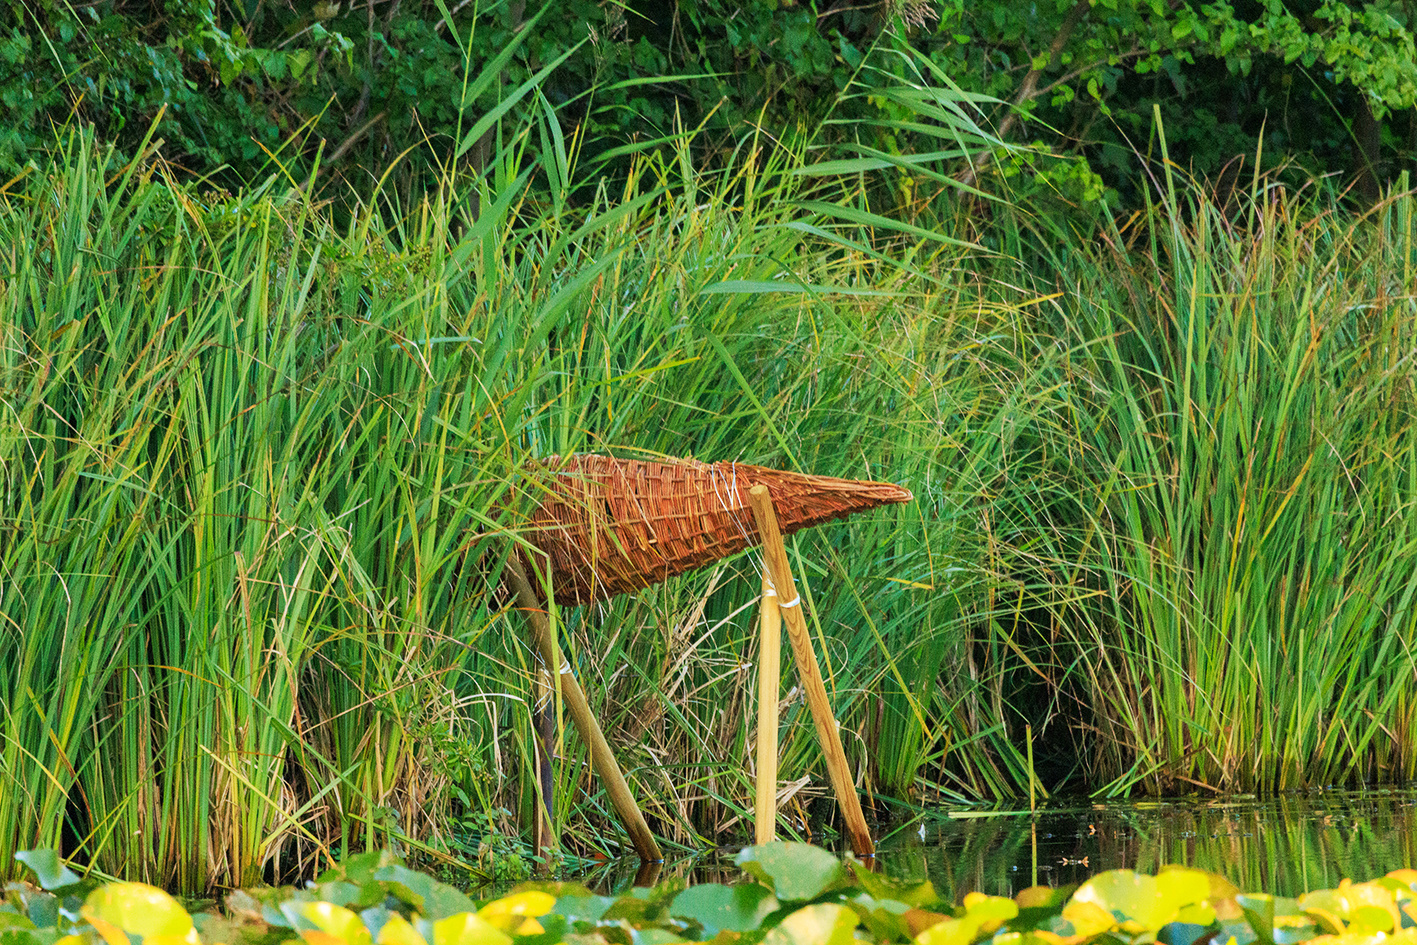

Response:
(521, 454), (912, 605)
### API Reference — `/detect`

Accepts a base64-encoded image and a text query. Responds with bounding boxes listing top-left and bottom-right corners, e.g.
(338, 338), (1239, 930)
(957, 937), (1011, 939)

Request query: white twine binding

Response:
(779, 594), (801, 608)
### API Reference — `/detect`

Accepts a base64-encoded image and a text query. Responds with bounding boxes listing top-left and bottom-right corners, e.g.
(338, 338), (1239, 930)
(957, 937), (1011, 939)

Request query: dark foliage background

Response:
(4, 0), (1417, 205)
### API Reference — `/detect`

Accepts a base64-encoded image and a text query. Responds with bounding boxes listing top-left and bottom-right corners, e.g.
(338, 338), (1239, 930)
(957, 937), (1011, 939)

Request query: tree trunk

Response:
(1353, 92), (1383, 204)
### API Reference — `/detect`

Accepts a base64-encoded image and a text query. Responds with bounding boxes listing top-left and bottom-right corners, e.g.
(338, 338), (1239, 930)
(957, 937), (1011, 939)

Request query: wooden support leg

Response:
(755, 572), (782, 845)
(747, 485), (875, 858)
(532, 663), (557, 860)
(633, 859), (664, 888)
(506, 556), (664, 862)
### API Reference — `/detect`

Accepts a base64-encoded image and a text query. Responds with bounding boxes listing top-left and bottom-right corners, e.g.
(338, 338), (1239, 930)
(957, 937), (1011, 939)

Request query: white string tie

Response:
(780, 594), (801, 609)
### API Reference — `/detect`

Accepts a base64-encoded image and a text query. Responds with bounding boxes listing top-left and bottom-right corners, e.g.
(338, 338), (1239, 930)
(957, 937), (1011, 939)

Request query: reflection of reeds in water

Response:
(875, 793), (1417, 901)
(477, 793), (1417, 899)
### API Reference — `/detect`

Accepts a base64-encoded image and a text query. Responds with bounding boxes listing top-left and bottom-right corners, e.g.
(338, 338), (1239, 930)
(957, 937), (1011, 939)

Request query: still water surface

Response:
(574, 790), (1417, 900)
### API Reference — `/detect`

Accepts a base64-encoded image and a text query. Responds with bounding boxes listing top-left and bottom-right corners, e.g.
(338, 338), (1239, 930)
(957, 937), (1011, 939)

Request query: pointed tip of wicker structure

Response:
(519, 454), (913, 605)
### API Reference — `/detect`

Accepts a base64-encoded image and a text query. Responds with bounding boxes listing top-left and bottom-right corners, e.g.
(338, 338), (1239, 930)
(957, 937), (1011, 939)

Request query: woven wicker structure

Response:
(519, 455), (912, 605)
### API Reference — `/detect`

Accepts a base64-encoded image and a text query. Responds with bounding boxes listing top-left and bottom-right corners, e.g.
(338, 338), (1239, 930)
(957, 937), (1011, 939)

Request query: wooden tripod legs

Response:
(755, 572), (782, 845)
(749, 484), (875, 858)
(506, 483), (873, 862)
(506, 556), (663, 863)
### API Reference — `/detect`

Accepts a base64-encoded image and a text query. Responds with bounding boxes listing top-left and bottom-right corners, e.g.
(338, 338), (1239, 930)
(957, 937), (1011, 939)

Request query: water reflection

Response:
(882, 790), (1417, 899)
(566, 790), (1417, 899)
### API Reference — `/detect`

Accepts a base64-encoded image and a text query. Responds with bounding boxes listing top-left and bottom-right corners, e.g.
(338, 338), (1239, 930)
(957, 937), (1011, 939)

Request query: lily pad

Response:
(915, 898), (1019, 945)
(1072, 869), (1211, 932)
(962, 893), (1020, 929)
(375, 867), (477, 920)
(281, 901), (373, 945)
(1236, 893), (1305, 945)
(761, 904), (858, 945)
(1157, 921), (1214, 945)
(429, 913), (511, 945)
(846, 893), (912, 940)
(632, 931), (686, 945)
(1057, 898), (1118, 939)
(317, 853), (398, 888)
(14, 853), (80, 892)
(0, 929), (43, 945)
(735, 844), (845, 902)
(476, 892), (554, 936)
(83, 883), (199, 945)
(850, 864), (943, 909)
(671, 883), (778, 934)
(551, 894), (613, 927)
(374, 914), (428, 945)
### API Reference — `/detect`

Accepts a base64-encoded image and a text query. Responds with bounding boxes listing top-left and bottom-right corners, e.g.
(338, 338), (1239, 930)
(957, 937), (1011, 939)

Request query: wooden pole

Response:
(755, 572), (781, 845)
(532, 665), (556, 859)
(506, 556), (664, 862)
(747, 485), (875, 858)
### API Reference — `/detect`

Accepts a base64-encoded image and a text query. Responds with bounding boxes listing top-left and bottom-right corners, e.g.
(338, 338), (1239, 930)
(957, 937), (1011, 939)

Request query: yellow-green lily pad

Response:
(761, 904), (858, 945)
(1071, 870), (1210, 933)
(83, 883), (199, 945)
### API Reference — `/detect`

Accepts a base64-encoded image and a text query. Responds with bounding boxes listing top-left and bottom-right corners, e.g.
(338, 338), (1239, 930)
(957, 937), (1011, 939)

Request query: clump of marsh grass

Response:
(15, 40), (1417, 893)
(0, 66), (1060, 885)
(1012, 155), (1417, 794)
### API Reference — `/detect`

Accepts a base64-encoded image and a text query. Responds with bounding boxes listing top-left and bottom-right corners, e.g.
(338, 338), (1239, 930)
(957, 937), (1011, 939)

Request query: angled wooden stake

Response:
(506, 555), (663, 862)
(755, 572), (782, 845)
(748, 484), (875, 858)
(531, 664), (557, 860)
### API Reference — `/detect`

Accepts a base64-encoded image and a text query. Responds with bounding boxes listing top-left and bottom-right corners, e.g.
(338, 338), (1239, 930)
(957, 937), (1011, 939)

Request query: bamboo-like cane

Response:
(747, 485), (875, 858)
(755, 571), (782, 845)
(506, 556), (664, 862)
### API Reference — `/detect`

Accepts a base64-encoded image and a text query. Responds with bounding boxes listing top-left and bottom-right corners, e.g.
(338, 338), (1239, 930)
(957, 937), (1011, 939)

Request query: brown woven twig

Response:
(518, 454), (913, 605)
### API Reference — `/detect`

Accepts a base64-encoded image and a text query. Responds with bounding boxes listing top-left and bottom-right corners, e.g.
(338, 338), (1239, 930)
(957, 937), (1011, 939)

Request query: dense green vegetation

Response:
(7, 42), (1417, 887)
(6, 0), (1417, 199)
(8, 0), (1417, 895)
(13, 840), (1417, 945)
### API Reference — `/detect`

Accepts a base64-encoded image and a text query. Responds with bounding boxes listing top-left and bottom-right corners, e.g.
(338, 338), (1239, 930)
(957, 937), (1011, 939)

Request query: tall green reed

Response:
(18, 42), (1417, 891)
(1016, 160), (1417, 794)
(0, 79), (1055, 884)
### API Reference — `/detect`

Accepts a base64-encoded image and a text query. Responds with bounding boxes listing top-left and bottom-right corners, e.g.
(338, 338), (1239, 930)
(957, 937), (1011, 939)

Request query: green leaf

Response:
(915, 916), (981, 945)
(14, 852), (80, 891)
(83, 884), (198, 944)
(794, 200), (982, 251)
(735, 843), (845, 902)
(1236, 894), (1304, 945)
(1157, 922), (1214, 945)
(551, 894), (614, 925)
(318, 851), (394, 887)
(430, 913), (511, 945)
(850, 863), (943, 909)
(374, 865), (477, 920)
(671, 884), (778, 934)
(761, 904), (858, 945)
(1071, 870), (1211, 932)
(699, 279), (890, 297)
(847, 893), (912, 940)
(282, 901), (372, 945)
(288, 48), (312, 81)
(634, 932), (686, 945)
(0, 930), (43, 945)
